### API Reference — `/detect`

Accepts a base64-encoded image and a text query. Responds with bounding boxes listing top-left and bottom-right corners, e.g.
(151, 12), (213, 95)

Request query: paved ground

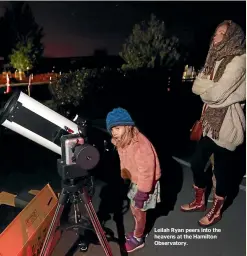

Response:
(51, 166), (246, 256)
(0, 132), (245, 256)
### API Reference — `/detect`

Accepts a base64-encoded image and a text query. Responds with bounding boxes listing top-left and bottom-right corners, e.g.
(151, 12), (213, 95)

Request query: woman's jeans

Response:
(190, 136), (234, 197)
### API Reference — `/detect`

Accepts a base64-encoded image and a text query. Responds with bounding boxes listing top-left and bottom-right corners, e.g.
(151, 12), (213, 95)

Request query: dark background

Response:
(0, 1), (245, 68)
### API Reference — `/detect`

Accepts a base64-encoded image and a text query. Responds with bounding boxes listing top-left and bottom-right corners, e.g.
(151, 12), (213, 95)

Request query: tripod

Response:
(39, 178), (113, 256)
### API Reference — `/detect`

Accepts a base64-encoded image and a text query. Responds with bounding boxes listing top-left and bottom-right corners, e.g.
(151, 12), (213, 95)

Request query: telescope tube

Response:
(0, 91), (79, 155)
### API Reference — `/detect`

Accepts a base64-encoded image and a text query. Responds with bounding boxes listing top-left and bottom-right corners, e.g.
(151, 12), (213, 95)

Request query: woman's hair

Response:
(111, 126), (139, 149)
(215, 20), (231, 34)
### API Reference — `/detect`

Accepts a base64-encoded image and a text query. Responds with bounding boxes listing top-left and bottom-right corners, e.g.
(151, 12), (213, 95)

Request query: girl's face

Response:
(213, 24), (228, 46)
(111, 126), (126, 140)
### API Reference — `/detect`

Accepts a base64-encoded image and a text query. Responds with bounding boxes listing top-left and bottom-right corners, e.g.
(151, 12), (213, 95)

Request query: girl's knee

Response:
(133, 208), (146, 220)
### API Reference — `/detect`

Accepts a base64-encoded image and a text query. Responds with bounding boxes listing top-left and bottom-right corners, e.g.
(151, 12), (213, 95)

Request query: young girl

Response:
(106, 107), (161, 253)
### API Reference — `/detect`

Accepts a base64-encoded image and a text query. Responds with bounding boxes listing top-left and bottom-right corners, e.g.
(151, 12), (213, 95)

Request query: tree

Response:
(119, 14), (181, 71)
(9, 39), (35, 80)
(0, 2), (44, 64)
(49, 69), (98, 113)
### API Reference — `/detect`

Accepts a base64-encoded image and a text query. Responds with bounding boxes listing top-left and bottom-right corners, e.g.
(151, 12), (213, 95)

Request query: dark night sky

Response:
(0, 1), (245, 58)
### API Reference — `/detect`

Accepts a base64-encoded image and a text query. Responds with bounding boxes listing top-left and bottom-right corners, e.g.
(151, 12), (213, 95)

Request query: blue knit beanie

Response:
(106, 107), (135, 133)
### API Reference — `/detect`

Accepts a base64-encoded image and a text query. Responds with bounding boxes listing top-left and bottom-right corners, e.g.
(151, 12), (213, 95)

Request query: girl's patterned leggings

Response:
(130, 205), (147, 238)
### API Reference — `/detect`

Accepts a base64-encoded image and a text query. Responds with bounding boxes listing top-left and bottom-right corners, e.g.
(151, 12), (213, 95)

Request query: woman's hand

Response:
(197, 73), (209, 80)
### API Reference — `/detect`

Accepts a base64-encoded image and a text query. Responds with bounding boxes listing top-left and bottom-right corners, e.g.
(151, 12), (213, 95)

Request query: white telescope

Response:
(0, 91), (79, 155)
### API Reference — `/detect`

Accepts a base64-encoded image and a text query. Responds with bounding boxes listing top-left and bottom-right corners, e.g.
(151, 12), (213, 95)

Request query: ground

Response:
(0, 132), (245, 256)
(51, 166), (246, 256)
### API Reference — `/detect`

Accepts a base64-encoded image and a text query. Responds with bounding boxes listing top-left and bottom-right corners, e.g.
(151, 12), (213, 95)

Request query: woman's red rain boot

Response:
(198, 195), (224, 227)
(180, 185), (206, 212)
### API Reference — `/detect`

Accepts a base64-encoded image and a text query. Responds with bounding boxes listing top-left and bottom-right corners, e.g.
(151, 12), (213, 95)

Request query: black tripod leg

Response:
(78, 235), (88, 252)
(81, 189), (113, 256)
(40, 189), (69, 256)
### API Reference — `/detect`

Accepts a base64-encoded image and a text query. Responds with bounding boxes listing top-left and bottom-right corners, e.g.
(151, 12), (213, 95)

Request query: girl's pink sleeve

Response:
(117, 149), (124, 170)
(135, 144), (155, 193)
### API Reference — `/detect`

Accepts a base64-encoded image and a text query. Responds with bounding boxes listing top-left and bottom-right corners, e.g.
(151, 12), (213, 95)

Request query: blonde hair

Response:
(111, 126), (139, 149)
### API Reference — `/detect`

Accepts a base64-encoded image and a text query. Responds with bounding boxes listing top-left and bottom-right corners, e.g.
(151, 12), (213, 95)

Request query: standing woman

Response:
(181, 20), (246, 227)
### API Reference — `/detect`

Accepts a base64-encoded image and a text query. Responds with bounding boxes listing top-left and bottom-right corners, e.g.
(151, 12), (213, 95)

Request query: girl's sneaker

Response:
(125, 231), (149, 240)
(124, 235), (145, 253)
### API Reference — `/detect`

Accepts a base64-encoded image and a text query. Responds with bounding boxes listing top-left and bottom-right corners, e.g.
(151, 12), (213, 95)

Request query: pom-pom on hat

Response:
(106, 107), (135, 133)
